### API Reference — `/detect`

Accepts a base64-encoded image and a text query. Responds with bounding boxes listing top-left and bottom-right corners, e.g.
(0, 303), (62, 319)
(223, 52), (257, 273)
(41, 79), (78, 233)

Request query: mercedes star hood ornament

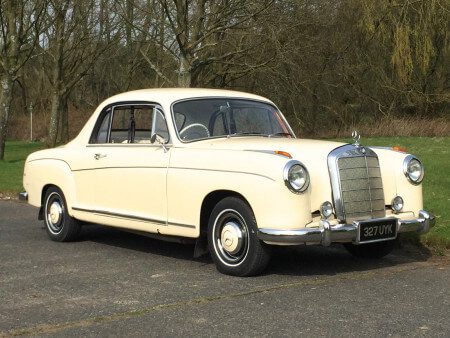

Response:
(352, 130), (361, 147)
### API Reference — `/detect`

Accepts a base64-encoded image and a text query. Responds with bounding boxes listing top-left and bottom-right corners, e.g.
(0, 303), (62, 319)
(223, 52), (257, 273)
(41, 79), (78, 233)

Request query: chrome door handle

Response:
(94, 153), (107, 160)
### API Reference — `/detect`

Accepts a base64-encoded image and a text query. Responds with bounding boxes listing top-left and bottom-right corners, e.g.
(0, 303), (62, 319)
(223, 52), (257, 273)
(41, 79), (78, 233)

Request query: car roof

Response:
(101, 88), (273, 106)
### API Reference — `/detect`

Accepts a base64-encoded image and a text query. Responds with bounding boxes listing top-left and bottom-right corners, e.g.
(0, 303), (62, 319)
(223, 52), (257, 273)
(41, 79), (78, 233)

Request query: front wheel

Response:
(207, 197), (271, 276)
(344, 239), (397, 259)
(43, 187), (81, 242)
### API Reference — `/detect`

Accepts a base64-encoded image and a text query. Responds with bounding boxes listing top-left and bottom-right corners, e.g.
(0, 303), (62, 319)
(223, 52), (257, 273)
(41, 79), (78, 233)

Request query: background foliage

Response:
(0, 0), (449, 157)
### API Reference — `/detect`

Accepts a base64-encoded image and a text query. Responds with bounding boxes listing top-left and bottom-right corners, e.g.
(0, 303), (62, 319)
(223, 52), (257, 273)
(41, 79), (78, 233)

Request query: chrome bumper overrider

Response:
(258, 210), (435, 246)
(18, 191), (28, 201)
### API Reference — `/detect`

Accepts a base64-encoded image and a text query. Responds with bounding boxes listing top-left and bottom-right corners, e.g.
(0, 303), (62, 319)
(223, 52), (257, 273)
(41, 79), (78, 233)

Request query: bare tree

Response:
(0, 0), (45, 159)
(146, 0), (274, 87)
(44, 0), (118, 146)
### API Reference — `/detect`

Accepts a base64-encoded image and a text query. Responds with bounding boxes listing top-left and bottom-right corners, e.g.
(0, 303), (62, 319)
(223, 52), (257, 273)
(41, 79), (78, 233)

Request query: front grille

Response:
(328, 145), (386, 222)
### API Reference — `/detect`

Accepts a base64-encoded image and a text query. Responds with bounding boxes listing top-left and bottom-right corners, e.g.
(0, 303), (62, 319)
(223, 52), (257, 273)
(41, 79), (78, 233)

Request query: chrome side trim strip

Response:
(72, 206), (197, 229)
(72, 207), (166, 225)
(86, 144), (173, 148)
(168, 221), (196, 229)
(170, 167), (275, 181)
(72, 166), (167, 172)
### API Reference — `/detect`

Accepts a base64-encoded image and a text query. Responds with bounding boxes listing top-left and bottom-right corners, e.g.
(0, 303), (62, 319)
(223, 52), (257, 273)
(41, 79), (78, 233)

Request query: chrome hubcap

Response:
(45, 192), (64, 234)
(49, 202), (63, 225)
(213, 209), (249, 266)
(220, 221), (244, 255)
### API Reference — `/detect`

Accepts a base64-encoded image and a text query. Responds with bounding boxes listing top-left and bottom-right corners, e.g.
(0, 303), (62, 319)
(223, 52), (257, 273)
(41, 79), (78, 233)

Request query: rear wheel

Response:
(44, 187), (81, 242)
(207, 197), (271, 276)
(344, 239), (397, 259)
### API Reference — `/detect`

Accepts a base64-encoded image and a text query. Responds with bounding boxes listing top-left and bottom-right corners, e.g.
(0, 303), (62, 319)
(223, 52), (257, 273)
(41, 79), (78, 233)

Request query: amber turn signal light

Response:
(392, 146), (407, 153)
(275, 150), (292, 158)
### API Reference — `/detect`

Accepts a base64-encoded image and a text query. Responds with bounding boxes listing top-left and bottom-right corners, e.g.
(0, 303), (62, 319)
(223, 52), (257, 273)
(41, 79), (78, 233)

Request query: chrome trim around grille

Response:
(328, 144), (385, 222)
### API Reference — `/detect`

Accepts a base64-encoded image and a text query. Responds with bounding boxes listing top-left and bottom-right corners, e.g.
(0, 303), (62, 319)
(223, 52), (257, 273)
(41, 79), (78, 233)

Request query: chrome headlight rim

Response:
(283, 160), (310, 194)
(403, 155), (424, 185)
(391, 195), (404, 213)
(320, 201), (333, 219)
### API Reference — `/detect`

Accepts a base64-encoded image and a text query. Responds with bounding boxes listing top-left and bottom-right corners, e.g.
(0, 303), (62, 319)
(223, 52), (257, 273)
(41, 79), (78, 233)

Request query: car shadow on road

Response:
(80, 223), (209, 262)
(266, 242), (433, 277)
(80, 223), (433, 277)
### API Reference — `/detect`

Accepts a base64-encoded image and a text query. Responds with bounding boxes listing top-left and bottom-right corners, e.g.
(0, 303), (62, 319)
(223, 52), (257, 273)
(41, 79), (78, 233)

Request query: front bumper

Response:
(258, 210), (435, 246)
(18, 191), (28, 201)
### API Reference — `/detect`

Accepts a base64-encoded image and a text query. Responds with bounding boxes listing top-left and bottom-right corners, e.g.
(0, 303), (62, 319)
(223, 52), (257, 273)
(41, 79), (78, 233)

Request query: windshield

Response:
(172, 98), (293, 142)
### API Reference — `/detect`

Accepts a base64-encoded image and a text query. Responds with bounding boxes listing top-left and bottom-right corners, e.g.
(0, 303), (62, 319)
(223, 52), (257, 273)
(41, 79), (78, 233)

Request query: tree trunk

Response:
(60, 95), (69, 143)
(0, 75), (14, 160)
(47, 91), (63, 147)
(178, 56), (192, 87)
(46, 1), (65, 147)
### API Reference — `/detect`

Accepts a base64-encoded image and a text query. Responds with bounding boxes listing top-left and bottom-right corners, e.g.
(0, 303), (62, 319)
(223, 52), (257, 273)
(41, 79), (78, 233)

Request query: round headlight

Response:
(391, 196), (404, 213)
(403, 155), (424, 184)
(284, 160), (310, 193)
(320, 201), (333, 219)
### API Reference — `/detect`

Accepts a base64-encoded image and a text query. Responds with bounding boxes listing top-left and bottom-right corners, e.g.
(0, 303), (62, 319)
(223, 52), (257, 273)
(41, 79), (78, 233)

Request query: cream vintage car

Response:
(21, 88), (435, 276)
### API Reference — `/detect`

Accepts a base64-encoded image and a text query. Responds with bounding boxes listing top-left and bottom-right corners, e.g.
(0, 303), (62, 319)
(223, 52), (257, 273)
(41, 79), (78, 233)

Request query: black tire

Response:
(43, 187), (81, 242)
(207, 197), (271, 276)
(344, 239), (397, 259)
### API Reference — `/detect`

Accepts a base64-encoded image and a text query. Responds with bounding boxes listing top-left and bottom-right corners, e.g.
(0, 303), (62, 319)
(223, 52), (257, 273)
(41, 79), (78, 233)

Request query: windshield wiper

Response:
(268, 132), (292, 138)
(228, 132), (265, 137)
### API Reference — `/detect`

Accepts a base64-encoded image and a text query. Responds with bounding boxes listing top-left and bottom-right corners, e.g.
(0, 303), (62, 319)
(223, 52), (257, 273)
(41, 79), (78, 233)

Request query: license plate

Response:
(358, 218), (397, 243)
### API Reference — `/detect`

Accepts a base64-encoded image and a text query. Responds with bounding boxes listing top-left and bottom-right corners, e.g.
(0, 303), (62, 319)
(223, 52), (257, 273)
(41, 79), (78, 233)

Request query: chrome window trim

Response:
(90, 101), (171, 145)
(402, 154), (424, 185)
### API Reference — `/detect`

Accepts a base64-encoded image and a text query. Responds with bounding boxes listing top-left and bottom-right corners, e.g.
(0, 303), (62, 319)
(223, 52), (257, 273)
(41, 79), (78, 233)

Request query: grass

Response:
(1, 137), (449, 248)
(0, 141), (43, 197)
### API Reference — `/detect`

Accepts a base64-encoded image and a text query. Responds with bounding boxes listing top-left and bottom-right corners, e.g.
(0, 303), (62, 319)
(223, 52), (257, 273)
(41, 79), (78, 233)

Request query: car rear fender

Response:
(24, 159), (77, 217)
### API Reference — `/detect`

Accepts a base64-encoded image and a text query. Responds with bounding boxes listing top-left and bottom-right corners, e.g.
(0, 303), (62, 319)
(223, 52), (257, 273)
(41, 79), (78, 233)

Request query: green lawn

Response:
(1, 137), (449, 248)
(0, 141), (43, 195)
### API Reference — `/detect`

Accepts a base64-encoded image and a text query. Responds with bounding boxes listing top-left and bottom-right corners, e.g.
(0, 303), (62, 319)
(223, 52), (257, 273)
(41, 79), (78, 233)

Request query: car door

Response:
(78, 103), (170, 231)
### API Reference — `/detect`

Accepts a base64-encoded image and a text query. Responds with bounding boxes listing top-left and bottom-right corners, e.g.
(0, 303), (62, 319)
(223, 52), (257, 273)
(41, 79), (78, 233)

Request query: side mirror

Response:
(150, 133), (168, 152)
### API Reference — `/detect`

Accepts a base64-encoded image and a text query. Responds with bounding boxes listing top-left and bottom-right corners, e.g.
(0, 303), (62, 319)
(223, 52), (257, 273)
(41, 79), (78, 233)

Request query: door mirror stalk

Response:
(151, 134), (168, 152)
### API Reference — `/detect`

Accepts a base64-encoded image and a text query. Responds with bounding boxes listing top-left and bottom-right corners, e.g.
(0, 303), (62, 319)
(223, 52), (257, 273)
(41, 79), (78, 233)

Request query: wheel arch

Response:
(38, 184), (58, 220)
(199, 190), (252, 237)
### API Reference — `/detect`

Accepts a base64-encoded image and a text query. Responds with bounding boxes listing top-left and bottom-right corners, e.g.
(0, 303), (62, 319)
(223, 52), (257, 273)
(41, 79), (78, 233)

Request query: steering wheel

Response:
(179, 123), (210, 141)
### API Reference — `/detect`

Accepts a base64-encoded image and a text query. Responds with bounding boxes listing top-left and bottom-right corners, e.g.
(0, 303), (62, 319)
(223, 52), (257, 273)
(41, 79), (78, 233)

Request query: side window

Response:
(110, 107), (132, 143)
(109, 106), (154, 143)
(96, 109), (112, 143)
(133, 107), (152, 143)
(92, 104), (169, 144)
(152, 109), (169, 142)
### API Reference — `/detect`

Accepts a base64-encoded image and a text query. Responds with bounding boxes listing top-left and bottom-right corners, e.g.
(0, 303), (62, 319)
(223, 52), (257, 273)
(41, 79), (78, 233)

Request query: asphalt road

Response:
(0, 201), (449, 337)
